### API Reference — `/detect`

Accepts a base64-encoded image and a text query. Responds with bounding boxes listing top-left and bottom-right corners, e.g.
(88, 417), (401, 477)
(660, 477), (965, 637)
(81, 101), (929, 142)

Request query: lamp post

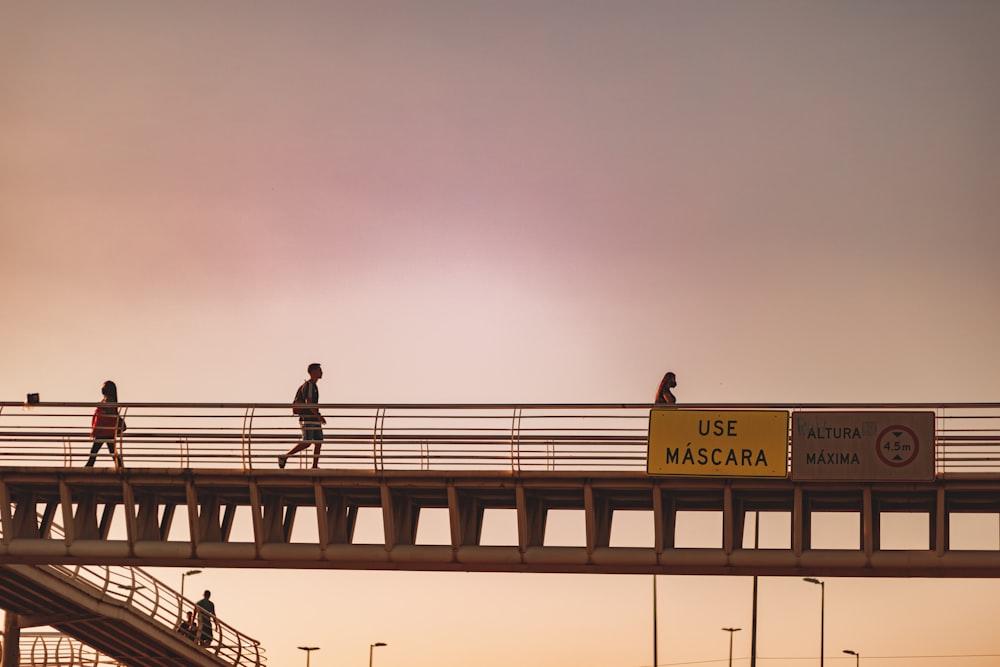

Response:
(652, 576), (658, 667)
(843, 649), (859, 667)
(722, 627), (741, 667)
(297, 646), (319, 667)
(751, 511), (759, 667)
(369, 642), (387, 667)
(803, 578), (825, 667)
(180, 569), (202, 600)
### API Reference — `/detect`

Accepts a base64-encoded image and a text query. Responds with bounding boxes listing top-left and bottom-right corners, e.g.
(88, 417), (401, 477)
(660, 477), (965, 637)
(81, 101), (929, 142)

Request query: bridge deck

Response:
(0, 564), (258, 667)
(1, 402), (999, 578)
(1, 467), (1000, 577)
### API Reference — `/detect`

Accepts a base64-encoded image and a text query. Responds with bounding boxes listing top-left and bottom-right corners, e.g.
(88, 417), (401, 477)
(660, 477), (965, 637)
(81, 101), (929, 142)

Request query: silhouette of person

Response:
(654, 371), (677, 405)
(280, 363), (326, 469)
(86, 380), (123, 468)
(178, 610), (196, 641)
(196, 590), (215, 647)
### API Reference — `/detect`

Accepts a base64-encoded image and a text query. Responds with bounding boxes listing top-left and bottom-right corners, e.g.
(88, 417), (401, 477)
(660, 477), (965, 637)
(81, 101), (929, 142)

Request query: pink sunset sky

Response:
(2, 2), (999, 666)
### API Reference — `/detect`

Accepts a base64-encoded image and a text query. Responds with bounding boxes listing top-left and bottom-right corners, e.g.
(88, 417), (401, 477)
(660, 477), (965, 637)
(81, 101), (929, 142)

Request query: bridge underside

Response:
(0, 564), (230, 667)
(2, 468), (1000, 577)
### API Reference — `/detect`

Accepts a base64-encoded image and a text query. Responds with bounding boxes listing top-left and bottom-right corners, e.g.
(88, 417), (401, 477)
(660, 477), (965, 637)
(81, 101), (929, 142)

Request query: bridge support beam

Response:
(2, 469), (1000, 576)
(1, 611), (19, 667)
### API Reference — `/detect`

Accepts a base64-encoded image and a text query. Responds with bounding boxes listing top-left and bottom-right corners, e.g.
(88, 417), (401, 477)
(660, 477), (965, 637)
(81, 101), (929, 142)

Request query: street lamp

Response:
(843, 649), (859, 667)
(803, 578), (825, 667)
(369, 642), (387, 667)
(652, 576), (658, 667)
(115, 583), (145, 603)
(297, 646), (319, 667)
(181, 569), (202, 600)
(722, 627), (741, 667)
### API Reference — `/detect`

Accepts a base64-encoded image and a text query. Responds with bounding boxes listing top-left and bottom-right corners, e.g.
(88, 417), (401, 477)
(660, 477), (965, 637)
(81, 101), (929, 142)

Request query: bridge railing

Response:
(27, 518), (266, 666)
(38, 565), (266, 667)
(1, 402), (998, 474)
(4, 628), (261, 667)
(54, 563), (263, 666)
(3, 630), (124, 666)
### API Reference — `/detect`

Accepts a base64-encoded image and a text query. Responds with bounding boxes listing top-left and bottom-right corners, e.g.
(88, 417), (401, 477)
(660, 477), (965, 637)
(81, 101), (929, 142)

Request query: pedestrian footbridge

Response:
(0, 402), (999, 578)
(0, 471), (265, 667)
(0, 559), (263, 667)
(1, 401), (999, 664)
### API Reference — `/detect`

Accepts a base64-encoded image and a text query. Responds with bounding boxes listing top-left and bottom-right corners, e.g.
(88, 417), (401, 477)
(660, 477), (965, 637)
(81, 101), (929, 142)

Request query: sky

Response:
(2, 1), (999, 666)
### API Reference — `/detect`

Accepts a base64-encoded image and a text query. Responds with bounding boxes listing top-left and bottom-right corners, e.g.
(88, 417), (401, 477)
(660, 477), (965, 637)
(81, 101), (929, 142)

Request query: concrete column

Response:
(2, 610), (20, 667)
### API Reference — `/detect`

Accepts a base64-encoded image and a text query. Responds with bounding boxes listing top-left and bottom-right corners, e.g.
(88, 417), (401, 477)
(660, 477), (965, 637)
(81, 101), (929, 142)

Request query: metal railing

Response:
(1, 402), (999, 474)
(2, 631), (125, 666)
(43, 561), (263, 666)
(1, 628), (261, 667)
(12, 516), (266, 666)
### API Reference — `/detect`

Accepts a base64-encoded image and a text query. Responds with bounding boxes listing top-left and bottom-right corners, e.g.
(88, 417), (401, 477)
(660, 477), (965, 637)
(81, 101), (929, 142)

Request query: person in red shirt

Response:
(86, 380), (123, 468)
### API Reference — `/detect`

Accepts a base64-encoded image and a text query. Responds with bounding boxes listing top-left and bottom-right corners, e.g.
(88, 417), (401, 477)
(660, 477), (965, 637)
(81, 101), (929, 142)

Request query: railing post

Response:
(97, 565), (110, 596)
(175, 589), (184, 631)
(241, 406), (255, 472)
(4, 612), (22, 667)
(510, 407), (522, 472)
(372, 407), (386, 472)
(150, 575), (161, 624)
(117, 405), (128, 468)
(935, 406), (945, 476)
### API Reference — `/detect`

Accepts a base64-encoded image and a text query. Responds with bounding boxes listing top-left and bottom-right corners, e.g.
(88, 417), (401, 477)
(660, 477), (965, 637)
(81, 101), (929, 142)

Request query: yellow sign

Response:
(647, 410), (789, 477)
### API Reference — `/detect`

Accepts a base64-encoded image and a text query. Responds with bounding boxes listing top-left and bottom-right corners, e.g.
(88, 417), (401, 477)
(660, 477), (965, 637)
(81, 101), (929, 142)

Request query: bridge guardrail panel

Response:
(2, 402), (999, 474)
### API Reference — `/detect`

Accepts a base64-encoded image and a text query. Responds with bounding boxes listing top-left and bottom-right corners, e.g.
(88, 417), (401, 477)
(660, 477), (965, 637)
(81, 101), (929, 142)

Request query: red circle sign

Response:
(875, 425), (919, 467)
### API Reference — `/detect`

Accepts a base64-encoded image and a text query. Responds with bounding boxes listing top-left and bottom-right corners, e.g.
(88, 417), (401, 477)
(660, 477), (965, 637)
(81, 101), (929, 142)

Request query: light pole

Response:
(722, 627), (741, 667)
(297, 646), (319, 667)
(369, 641), (387, 667)
(843, 649), (859, 667)
(652, 576), (658, 667)
(803, 578), (825, 667)
(180, 569), (202, 600)
(751, 511), (759, 667)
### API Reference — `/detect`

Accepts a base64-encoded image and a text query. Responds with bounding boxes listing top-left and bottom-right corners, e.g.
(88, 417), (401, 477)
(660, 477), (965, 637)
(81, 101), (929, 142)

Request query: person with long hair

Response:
(86, 380), (123, 468)
(654, 371), (677, 405)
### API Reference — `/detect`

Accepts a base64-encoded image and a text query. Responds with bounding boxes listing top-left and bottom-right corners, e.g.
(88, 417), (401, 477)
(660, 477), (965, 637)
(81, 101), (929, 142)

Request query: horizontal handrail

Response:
(0, 402), (998, 474)
(26, 519), (265, 666)
(0, 570), (264, 663)
(57, 564), (262, 666)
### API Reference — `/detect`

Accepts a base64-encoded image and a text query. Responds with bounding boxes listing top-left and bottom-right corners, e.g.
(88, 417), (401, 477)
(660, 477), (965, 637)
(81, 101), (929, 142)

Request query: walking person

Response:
(280, 363), (326, 469)
(195, 590), (215, 647)
(654, 371), (677, 405)
(86, 380), (124, 468)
